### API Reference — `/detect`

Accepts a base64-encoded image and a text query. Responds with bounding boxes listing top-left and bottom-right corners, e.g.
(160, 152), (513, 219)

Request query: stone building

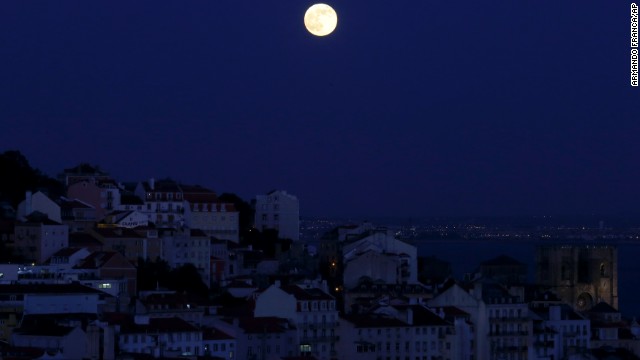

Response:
(535, 245), (618, 311)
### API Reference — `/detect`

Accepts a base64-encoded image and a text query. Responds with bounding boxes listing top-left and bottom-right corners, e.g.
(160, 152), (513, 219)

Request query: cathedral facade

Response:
(536, 245), (618, 311)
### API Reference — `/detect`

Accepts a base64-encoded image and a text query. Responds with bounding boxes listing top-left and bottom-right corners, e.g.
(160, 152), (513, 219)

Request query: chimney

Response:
(407, 308), (413, 325)
(275, 280), (281, 288)
(149, 178), (155, 191)
(25, 191), (33, 216)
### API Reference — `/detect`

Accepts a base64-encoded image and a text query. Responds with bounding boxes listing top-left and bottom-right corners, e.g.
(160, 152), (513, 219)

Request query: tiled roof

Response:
(190, 229), (208, 237)
(92, 227), (143, 238)
(342, 314), (407, 328)
(45, 247), (85, 262)
(75, 251), (132, 270)
(14, 325), (76, 337)
(118, 316), (200, 334)
(393, 305), (451, 326)
(69, 232), (103, 247)
(531, 304), (585, 321)
(143, 180), (181, 193)
(238, 316), (291, 334)
(0, 283), (104, 295)
(183, 191), (218, 204)
(589, 302), (619, 314)
(437, 306), (470, 318)
(281, 285), (334, 301)
(59, 198), (93, 210)
(19, 212), (62, 226)
(203, 327), (234, 340)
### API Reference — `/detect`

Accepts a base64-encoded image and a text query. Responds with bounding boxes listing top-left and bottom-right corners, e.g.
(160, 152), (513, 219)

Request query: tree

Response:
(218, 193), (255, 239)
(137, 258), (209, 297)
(166, 263), (209, 298)
(136, 257), (171, 291)
(0, 150), (64, 207)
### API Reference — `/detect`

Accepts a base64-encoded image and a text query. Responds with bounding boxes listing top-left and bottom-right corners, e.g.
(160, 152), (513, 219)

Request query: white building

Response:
(253, 280), (339, 359)
(338, 305), (462, 360)
(11, 325), (87, 360)
(134, 179), (185, 227)
(14, 213), (69, 264)
(529, 298), (591, 360)
(17, 191), (62, 223)
(162, 229), (211, 286)
(254, 190), (299, 241)
(0, 283), (105, 315)
(117, 316), (203, 357)
(182, 185), (239, 243)
(233, 316), (298, 360)
(342, 230), (418, 289)
(202, 326), (236, 359)
(428, 280), (535, 360)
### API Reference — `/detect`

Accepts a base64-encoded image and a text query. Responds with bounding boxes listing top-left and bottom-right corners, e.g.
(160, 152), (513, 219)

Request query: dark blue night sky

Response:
(0, 1), (637, 217)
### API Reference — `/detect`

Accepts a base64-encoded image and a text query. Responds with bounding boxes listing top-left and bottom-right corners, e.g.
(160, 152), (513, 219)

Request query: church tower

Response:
(536, 245), (618, 311)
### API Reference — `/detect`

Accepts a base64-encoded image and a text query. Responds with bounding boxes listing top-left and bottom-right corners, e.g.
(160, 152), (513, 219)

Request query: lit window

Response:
(98, 283), (112, 289)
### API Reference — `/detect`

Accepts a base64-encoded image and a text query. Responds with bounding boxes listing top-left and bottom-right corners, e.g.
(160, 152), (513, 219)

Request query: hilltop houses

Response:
(2, 160), (640, 360)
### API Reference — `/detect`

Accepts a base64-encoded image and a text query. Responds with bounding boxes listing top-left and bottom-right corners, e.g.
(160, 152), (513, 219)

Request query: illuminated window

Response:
(98, 283), (112, 289)
(300, 344), (312, 353)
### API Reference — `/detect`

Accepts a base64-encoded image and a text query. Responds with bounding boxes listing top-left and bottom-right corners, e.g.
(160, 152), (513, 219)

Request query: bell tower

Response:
(536, 245), (618, 311)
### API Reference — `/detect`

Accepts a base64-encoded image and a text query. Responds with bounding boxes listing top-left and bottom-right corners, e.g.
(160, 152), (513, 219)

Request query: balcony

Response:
(489, 316), (530, 323)
(489, 330), (529, 337)
(493, 346), (528, 353)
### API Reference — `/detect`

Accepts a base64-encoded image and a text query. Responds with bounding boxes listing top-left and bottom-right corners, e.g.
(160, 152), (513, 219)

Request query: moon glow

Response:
(304, 4), (338, 37)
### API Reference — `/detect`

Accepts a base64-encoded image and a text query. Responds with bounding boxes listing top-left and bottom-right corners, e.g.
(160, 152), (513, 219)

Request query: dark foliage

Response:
(218, 193), (254, 239)
(0, 150), (64, 208)
(137, 258), (209, 298)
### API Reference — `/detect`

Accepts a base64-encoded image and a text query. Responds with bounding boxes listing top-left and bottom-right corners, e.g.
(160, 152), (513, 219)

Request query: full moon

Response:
(304, 4), (338, 37)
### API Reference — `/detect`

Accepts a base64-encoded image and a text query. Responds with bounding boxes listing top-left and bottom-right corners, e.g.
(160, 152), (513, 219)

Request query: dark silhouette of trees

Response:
(137, 258), (209, 298)
(218, 193), (254, 239)
(0, 150), (64, 208)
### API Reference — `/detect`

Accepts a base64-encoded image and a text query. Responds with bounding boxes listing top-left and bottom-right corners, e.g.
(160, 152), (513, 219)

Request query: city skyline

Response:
(1, 1), (638, 218)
